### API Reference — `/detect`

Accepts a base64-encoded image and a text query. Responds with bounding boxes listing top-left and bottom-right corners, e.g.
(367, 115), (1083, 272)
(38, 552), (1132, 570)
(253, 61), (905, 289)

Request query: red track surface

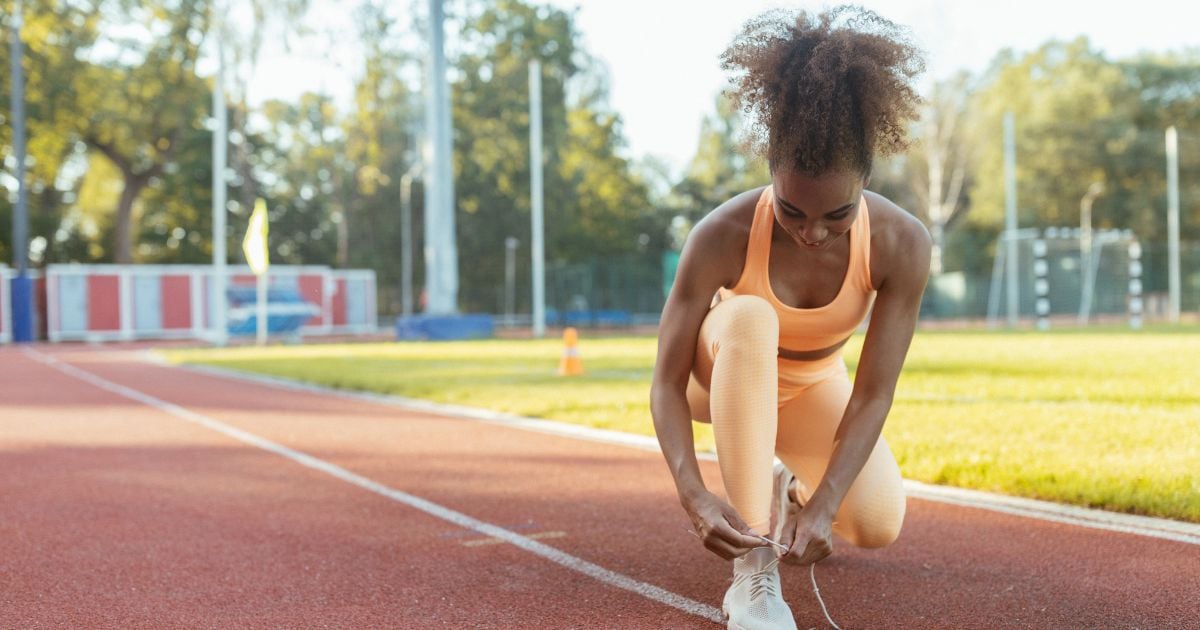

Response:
(2, 344), (1197, 629)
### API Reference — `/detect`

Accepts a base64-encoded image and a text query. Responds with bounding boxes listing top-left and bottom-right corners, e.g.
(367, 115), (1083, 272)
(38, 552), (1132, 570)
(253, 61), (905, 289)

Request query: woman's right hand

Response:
(683, 490), (765, 560)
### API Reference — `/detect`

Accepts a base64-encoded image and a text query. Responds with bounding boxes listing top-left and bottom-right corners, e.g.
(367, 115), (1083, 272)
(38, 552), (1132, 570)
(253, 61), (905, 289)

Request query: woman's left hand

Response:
(778, 503), (835, 565)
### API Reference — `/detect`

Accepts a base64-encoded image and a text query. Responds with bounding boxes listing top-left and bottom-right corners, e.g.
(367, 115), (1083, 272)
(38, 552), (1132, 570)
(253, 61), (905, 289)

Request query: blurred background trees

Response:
(3, 0), (1199, 315)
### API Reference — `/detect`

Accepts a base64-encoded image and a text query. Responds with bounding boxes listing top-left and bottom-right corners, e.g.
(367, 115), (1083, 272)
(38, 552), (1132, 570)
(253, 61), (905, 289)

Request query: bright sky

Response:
(247, 0), (1200, 176)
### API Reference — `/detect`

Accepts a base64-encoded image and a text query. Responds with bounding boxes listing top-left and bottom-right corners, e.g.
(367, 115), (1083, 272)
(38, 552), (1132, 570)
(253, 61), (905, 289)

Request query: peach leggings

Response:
(686, 295), (906, 548)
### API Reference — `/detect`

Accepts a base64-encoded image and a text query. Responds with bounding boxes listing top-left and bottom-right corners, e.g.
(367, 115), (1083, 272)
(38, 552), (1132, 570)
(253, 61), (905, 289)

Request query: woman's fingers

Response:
(694, 512), (763, 559)
(701, 520), (759, 559)
(778, 505), (798, 550)
(722, 512), (766, 550)
(689, 492), (775, 560)
(793, 534), (832, 565)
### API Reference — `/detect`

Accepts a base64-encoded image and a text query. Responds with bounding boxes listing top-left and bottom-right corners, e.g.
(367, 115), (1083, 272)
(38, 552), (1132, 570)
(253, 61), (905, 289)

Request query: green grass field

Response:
(162, 326), (1200, 522)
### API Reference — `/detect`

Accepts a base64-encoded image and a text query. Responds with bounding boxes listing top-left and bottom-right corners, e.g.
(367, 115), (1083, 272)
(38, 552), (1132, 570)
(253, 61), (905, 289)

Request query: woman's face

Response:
(770, 169), (868, 251)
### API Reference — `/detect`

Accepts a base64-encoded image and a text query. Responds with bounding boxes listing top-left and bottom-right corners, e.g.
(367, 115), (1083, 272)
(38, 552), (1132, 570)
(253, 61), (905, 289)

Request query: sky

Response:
(246, 0), (1200, 176)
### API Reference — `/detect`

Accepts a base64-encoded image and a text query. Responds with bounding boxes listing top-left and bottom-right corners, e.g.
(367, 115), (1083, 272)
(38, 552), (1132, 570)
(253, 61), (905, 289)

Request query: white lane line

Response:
(463, 531), (568, 548)
(26, 348), (724, 624)
(166, 358), (1200, 547)
(901, 481), (1200, 546)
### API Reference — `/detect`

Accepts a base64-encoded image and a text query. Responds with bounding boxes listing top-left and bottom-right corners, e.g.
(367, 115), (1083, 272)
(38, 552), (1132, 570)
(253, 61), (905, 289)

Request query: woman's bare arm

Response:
(786, 197), (931, 563)
(650, 190), (764, 558)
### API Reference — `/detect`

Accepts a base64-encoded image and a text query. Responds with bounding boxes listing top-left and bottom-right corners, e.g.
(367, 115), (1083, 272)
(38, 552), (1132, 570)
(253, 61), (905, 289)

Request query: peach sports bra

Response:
(719, 186), (876, 352)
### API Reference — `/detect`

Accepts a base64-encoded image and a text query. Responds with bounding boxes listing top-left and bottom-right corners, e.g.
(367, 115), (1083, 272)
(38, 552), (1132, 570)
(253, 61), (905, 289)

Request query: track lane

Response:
(4, 345), (1199, 628)
(0, 347), (709, 628)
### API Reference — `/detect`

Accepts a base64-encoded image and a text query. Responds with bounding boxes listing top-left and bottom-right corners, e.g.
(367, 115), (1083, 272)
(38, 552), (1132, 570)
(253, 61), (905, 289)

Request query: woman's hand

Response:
(777, 503), (835, 565)
(683, 490), (765, 560)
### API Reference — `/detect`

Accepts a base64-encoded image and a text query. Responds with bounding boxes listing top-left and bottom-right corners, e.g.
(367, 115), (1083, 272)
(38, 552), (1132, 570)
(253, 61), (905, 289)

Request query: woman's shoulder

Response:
(677, 186), (766, 292)
(863, 190), (932, 287)
(863, 190), (927, 238)
(690, 186), (766, 249)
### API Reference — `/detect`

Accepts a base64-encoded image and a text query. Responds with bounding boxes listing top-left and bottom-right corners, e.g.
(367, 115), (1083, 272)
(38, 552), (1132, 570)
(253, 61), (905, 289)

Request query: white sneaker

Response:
(722, 546), (797, 630)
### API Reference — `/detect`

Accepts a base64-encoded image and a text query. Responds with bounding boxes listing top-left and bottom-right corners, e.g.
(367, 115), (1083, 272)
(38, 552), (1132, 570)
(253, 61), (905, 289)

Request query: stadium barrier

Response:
(1, 266), (46, 344)
(395, 313), (495, 341)
(41, 264), (376, 343)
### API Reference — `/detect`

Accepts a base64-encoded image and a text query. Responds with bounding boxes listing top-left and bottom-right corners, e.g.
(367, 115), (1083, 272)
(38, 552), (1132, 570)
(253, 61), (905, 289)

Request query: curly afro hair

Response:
(721, 5), (924, 176)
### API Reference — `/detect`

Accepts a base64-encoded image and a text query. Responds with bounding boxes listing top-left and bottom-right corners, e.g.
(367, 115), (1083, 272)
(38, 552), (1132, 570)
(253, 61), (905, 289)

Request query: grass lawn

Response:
(162, 326), (1200, 522)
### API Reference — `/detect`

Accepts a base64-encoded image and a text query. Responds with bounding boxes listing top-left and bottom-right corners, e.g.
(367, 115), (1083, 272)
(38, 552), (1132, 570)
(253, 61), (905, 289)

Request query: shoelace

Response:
(746, 538), (842, 630)
(730, 554), (782, 601)
(810, 562), (841, 630)
(777, 470), (842, 629)
(687, 527), (842, 629)
(748, 556), (781, 601)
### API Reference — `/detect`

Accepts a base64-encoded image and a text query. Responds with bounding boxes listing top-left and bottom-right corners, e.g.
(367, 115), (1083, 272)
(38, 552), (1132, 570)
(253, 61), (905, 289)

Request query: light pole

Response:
(211, 3), (229, 346)
(423, 0), (458, 314)
(1166, 126), (1181, 323)
(504, 237), (519, 324)
(529, 59), (545, 338)
(1003, 112), (1019, 328)
(1078, 181), (1103, 325)
(8, 0), (33, 342)
(400, 162), (422, 318)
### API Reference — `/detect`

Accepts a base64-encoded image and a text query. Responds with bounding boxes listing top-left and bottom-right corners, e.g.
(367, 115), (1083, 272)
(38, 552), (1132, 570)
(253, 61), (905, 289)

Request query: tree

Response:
(910, 72), (973, 275)
(0, 0), (102, 265)
(216, 0), (311, 235)
(449, 0), (653, 312)
(1113, 53), (1200, 242)
(255, 93), (343, 267)
(76, 0), (212, 263)
(967, 38), (1200, 246)
(340, 1), (421, 309)
(672, 92), (769, 222)
(135, 110), (220, 263)
(966, 38), (1130, 231)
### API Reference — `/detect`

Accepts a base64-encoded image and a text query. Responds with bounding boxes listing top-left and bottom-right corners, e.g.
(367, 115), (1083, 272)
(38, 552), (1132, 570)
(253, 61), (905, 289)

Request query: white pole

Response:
(8, 0), (34, 342)
(986, 238), (1005, 328)
(1004, 112), (1019, 328)
(9, 0), (27, 278)
(423, 0), (457, 314)
(256, 272), (267, 345)
(1166, 126), (1181, 323)
(1078, 181), (1103, 325)
(211, 17), (228, 346)
(529, 59), (546, 338)
(400, 164), (421, 318)
(505, 236), (519, 323)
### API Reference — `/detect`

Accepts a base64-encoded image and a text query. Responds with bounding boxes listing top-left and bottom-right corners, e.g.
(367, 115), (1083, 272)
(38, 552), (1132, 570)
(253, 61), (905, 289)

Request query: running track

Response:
(2, 345), (1197, 628)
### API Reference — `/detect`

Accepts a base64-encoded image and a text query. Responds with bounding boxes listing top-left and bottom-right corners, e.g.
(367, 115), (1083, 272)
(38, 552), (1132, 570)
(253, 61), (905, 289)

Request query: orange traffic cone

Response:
(557, 327), (584, 376)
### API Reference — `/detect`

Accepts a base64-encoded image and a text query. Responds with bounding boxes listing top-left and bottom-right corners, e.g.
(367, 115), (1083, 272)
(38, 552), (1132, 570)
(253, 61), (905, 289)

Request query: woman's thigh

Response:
(775, 374), (906, 548)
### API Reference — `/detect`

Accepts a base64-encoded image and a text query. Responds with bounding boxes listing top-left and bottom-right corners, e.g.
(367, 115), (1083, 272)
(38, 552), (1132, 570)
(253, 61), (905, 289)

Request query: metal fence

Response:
(921, 239), (1200, 321)
(423, 235), (1199, 328)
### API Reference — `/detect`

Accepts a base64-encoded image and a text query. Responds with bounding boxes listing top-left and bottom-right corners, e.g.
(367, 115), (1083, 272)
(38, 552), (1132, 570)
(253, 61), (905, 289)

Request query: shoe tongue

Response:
(738, 546), (777, 572)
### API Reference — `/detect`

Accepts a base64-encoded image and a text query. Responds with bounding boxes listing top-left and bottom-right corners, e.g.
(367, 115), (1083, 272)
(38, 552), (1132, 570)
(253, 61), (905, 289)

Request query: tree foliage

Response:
(1, 0), (103, 265)
(5, 1), (1199, 317)
(449, 0), (653, 311)
(78, 0), (212, 263)
(966, 38), (1200, 243)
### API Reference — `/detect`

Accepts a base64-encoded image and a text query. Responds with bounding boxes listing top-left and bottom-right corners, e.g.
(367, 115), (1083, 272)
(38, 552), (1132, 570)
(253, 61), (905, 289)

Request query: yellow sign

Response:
(242, 199), (270, 276)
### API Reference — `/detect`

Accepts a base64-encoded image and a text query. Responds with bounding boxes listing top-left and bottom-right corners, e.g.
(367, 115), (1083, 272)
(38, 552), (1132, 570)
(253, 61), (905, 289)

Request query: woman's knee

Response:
(838, 495), (906, 549)
(709, 296), (778, 347)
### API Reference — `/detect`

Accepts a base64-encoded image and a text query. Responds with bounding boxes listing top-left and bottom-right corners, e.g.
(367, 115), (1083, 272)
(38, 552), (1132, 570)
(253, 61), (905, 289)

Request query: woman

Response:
(649, 7), (929, 629)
